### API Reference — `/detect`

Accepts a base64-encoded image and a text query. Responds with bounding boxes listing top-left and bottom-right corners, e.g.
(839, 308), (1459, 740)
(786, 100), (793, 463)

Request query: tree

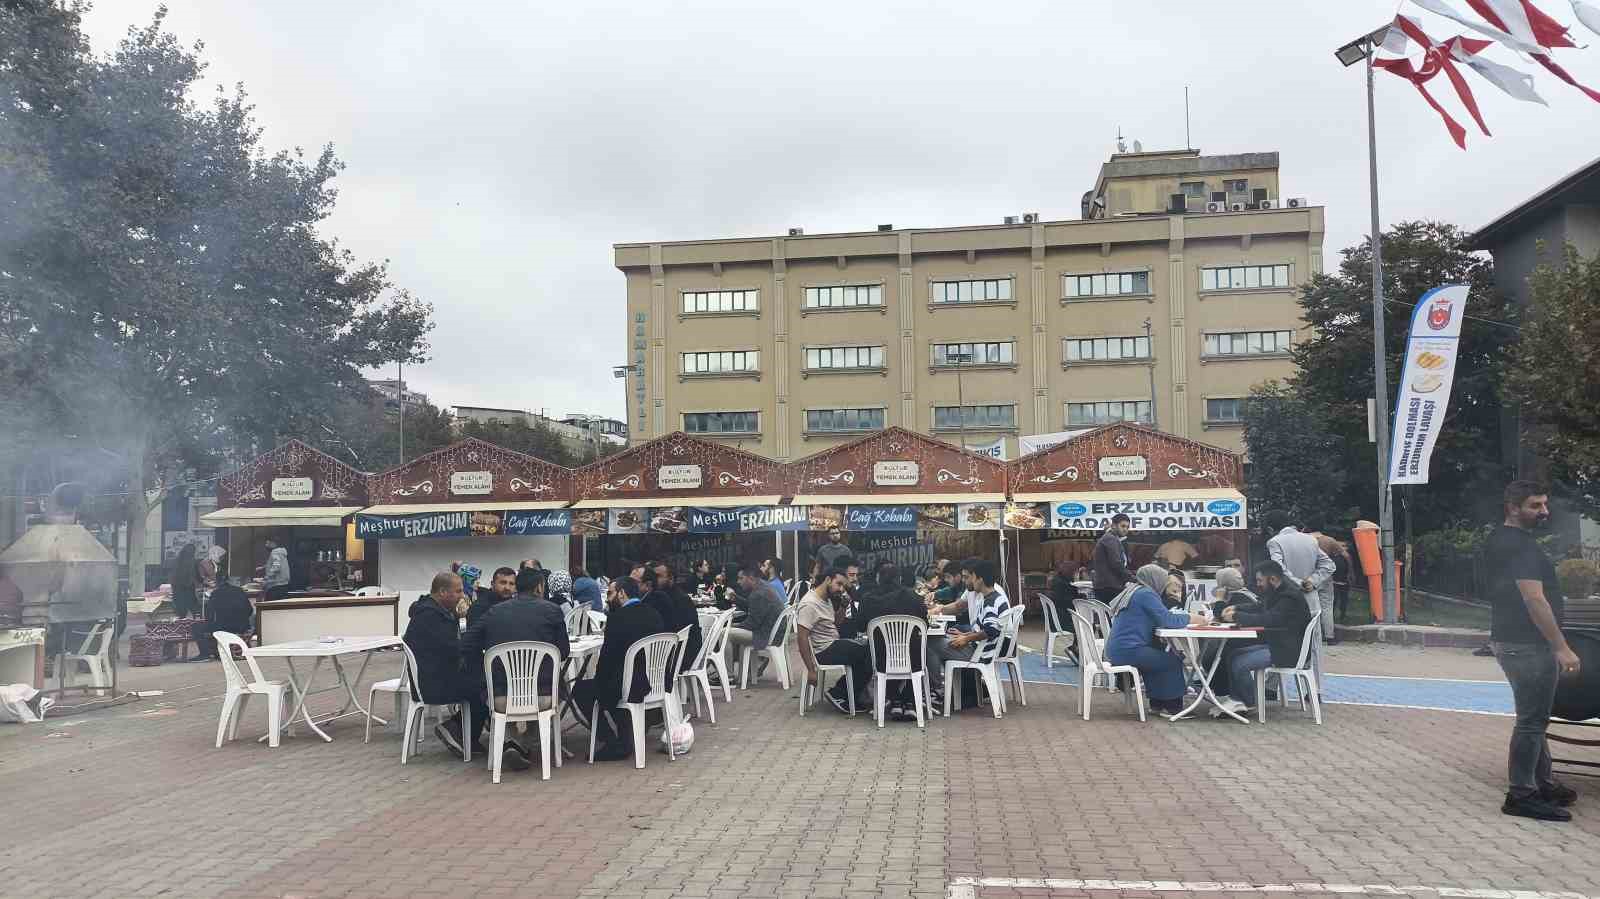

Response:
(458, 418), (595, 467)
(1288, 221), (1517, 533)
(1506, 244), (1600, 520)
(1242, 381), (1350, 528)
(307, 391), (456, 470)
(0, 6), (432, 590)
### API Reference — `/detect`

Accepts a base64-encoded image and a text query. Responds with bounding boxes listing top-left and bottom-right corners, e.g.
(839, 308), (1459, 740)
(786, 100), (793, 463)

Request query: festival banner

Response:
(355, 510), (472, 540)
(685, 505), (810, 533)
(1389, 284), (1469, 486)
(504, 509), (573, 536)
(966, 437), (1007, 461)
(1049, 495), (1247, 532)
(844, 505), (918, 531)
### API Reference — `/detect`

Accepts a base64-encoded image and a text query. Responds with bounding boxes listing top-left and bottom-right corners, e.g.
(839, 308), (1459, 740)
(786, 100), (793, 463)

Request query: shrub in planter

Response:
(1556, 558), (1600, 599)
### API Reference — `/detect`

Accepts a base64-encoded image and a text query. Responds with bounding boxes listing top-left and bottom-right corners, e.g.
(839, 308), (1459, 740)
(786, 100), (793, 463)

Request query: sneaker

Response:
(500, 745), (532, 772)
(1542, 782), (1579, 807)
(1210, 698), (1249, 718)
(434, 718), (464, 756)
(1502, 793), (1571, 822)
(826, 690), (851, 714)
(887, 702), (909, 722)
(755, 658), (770, 680)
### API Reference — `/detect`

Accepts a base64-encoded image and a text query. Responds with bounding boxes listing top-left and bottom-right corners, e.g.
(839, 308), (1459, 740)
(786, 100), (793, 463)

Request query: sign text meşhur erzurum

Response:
(1051, 496), (1246, 532)
(355, 511), (472, 540)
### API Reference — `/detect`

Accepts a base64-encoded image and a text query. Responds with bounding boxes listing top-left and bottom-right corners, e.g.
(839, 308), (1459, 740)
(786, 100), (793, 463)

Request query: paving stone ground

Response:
(1, 633), (1597, 899)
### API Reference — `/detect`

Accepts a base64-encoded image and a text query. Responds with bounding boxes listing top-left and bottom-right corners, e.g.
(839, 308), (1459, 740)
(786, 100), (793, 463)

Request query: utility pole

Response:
(397, 359), (406, 465)
(948, 350), (973, 450)
(1143, 318), (1158, 429)
(1337, 24), (1399, 623)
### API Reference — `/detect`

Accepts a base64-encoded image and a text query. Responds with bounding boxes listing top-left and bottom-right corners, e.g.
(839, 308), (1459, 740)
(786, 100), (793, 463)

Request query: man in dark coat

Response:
(190, 580), (255, 661)
(402, 572), (515, 769)
(644, 560), (701, 679)
(571, 577), (672, 760)
(841, 561), (930, 720)
(461, 567), (570, 702)
(465, 566), (517, 629)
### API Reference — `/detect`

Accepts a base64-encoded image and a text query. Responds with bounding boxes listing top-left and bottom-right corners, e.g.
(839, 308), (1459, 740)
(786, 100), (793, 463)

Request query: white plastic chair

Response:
(564, 604), (592, 637)
(1076, 597), (1115, 687)
(1258, 611), (1324, 725)
(1069, 609), (1146, 721)
(212, 631), (286, 748)
(993, 605), (1027, 709)
(799, 655), (857, 716)
(484, 641), (563, 782)
(679, 609), (735, 722)
(867, 615), (930, 728)
(941, 607), (1014, 719)
(365, 640), (472, 764)
(587, 610), (607, 633)
(59, 620), (115, 694)
(588, 631), (685, 769)
(354, 586), (385, 597)
(740, 605), (794, 690)
(1034, 593), (1078, 668)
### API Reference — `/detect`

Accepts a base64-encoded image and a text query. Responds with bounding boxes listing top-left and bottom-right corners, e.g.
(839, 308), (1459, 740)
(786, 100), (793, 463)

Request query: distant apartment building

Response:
(613, 148), (1324, 458)
(451, 405), (614, 458)
(367, 378), (429, 412)
(561, 413), (628, 445)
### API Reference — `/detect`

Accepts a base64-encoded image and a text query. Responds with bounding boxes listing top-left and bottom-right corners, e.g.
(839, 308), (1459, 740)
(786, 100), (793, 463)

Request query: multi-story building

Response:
(613, 148), (1324, 459)
(366, 378), (429, 412)
(451, 406), (610, 459)
(560, 413), (629, 445)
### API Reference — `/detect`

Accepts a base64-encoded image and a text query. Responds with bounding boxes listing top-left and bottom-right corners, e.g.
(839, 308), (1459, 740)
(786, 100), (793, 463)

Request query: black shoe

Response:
(755, 658), (770, 680)
(500, 745), (531, 772)
(1502, 793), (1571, 821)
(887, 702), (908, 722)
(1325, 636), (1341, 646)
(1473, 644), (1495, 657)
(1264, 689), (1279, 702)
(593, 740), (633, 762)
(435, 718), (464, 756)
(827, 690), (851, 714)
(506, 738), (532, 761)
(1542, 782), (1579, 807)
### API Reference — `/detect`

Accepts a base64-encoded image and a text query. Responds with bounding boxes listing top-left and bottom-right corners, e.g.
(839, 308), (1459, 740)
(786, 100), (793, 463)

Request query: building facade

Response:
(614, 148), (1324, 459)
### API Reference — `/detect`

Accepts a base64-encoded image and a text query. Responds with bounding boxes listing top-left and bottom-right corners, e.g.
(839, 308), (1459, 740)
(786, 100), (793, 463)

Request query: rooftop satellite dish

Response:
(1133, 139), (1143, 152)
(1116, 127), (1126, 153)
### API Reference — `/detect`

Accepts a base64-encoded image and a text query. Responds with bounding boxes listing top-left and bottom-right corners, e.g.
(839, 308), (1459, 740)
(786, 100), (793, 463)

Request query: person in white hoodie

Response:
(263, 538), (291, 589)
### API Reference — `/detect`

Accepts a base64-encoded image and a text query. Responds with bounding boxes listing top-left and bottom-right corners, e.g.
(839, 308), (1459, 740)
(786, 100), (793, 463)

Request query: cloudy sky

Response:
(81, 1), (1600, 421)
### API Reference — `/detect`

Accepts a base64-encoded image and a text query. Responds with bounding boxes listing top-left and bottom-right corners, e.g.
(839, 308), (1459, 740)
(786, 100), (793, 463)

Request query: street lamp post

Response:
(1336, 24), (1399, 624)
(947, 350), (973, 450)
(612, 364), (641, 441)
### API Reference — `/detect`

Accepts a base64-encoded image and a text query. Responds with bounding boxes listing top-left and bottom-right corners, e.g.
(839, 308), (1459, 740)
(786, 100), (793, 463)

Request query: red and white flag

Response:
(1378, 15), (1496, 147)
(1574, 0), (1600, 37)
(1447, 36), (1548, 104)
(1412, 0), (1600, 101)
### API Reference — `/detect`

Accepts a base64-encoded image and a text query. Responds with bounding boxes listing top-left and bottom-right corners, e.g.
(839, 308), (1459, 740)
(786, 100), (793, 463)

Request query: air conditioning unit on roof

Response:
(1228, 202), (1247, 212)
(1022, 212), (1039, 223)
(1284, 197), (1309, 208)
(1257, 199), (1276, 210)
(1205, 201), (1226, 213)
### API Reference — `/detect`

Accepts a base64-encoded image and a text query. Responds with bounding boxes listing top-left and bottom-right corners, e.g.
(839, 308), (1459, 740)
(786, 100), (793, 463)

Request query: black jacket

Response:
(644, 588), (701, 675)
(464, 586), (508, 629)
(403, 595), (470, 704)
(842, 585), (929, 674)
(206, 583), (255, 635)
(592, 600), (670, 707)
(1092, 530), (1133, 590)
(1232, 581), (1312, 668)
(460, 594), (571, 695)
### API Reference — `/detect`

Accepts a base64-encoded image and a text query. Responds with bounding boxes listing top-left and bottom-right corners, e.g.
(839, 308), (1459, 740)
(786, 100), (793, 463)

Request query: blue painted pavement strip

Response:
(1018, 649), (1513, 715)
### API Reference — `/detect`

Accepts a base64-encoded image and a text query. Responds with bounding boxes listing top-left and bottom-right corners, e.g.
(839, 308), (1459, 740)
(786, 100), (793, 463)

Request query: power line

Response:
(1383, 297), (1521, 332)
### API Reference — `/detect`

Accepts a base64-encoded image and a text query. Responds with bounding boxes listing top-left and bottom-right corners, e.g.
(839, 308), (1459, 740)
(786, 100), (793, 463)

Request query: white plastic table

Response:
(1153, 626), (1262, 723)
(928, 614), (956, 636)
(245, 635), (402, 742)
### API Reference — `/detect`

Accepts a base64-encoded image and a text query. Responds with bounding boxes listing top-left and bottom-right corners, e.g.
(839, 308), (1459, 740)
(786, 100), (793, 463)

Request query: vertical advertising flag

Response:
(1389, 284), (1469, 486)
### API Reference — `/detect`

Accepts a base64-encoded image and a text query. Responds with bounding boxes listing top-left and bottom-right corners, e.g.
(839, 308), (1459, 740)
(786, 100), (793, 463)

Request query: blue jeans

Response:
(1226, 644), (1273, 705)
(1493, 642), (1558, 799)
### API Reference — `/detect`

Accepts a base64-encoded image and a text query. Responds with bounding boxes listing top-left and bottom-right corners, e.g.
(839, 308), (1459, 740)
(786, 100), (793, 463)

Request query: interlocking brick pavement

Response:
(1, 639), (1597, 899)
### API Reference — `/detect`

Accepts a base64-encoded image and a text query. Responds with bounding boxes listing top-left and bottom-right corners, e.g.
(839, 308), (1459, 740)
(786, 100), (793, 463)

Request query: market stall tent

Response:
(358, 438), (575, 607)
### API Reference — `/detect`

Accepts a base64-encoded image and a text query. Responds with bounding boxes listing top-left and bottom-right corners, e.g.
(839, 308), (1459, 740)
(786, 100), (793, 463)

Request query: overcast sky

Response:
(81, 0), (1600, 421)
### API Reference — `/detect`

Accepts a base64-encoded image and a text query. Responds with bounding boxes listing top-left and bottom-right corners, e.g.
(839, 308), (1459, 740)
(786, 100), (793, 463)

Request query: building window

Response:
(1226, 179), (1248, 194)
(931, 278), (1012, 305)
(931, 341), (1014, 366)
(1063, 271), (1149, 298)
(1181, 181), (1206, 199)
(1205, 397), (1245, 423)
(804, 284), (883, 309)
(805, 407), (886, 433)
(683, 411), (758, 434)
(1203, 330), (1293, 357)
(681, 289), (757, 314)
(933, 404), (1016, 430)
(681, 350), (758, 374)
(1201, 264), (1290, 291)
(804, 345), (885, 370)
(1066, 401), (1152, 426)
(1064, 335), (1151, 363)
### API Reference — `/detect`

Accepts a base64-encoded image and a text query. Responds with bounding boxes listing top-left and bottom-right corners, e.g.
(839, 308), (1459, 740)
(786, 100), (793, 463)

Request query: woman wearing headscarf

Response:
(1105, 564), (1207, 718)
(171, 543), (199, 619)
(546, 569), (576, 617)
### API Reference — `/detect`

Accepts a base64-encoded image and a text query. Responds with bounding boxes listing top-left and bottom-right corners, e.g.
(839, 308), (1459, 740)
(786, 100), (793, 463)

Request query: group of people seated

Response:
(1039, 514), (1314, 720)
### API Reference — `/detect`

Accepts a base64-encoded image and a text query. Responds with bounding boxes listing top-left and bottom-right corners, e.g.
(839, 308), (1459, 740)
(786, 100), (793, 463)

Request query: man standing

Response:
(1483, 481), (1579, 821)
(816, 527), (855, 573)
(727, 563), (785, 677)
(402, 572), (505, 768)
(262, 538), (290, 590)
(1264, 511), (1335, 688)
(1091, 515), (1134, 604)
(795, 569), (871, 714)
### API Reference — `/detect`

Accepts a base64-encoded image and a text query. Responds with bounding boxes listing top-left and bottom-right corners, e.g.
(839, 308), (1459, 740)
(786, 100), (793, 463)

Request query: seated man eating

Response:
(927, 560), (1010, 711)
(460, 567), (572, 765)
(571, 577), (672, 760)
(1217, 560), (1312, 716)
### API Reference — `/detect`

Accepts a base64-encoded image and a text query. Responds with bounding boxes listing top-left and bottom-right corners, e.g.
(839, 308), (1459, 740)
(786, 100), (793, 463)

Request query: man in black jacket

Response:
(841, 561), (929, 720)
(1091, 515), (1134, 604)
(190, 580), (255, 660)
(571, 577), (672, 760)
(465, 566), (517, 629)
(644, 560), (701, 678)
(402, 572), (511, 767)
(461, 567), (570, 709)
(1218, 560), (1311, 714)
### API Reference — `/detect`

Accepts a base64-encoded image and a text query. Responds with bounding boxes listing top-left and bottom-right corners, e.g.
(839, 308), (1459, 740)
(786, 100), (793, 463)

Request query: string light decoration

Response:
(219, 439), (370, 508)
(1011, 423), (1240, 490)
(572, 431), (783, 501)
(367, 437), (574, 503)
(784, 426), (1007, 497)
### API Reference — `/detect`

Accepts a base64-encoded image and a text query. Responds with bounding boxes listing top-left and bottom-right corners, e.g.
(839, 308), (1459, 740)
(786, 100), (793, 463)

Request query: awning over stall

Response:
(200, 506), (362, 528)
(1032, 488), (1249, 531)
(570, 495), (783, 510)
(360, 500), (568, 515)
(789, 493), (1006, 506)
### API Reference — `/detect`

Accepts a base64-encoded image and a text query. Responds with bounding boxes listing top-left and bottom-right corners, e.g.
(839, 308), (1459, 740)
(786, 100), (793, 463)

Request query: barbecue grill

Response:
(1552, 596), (1600, 777)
